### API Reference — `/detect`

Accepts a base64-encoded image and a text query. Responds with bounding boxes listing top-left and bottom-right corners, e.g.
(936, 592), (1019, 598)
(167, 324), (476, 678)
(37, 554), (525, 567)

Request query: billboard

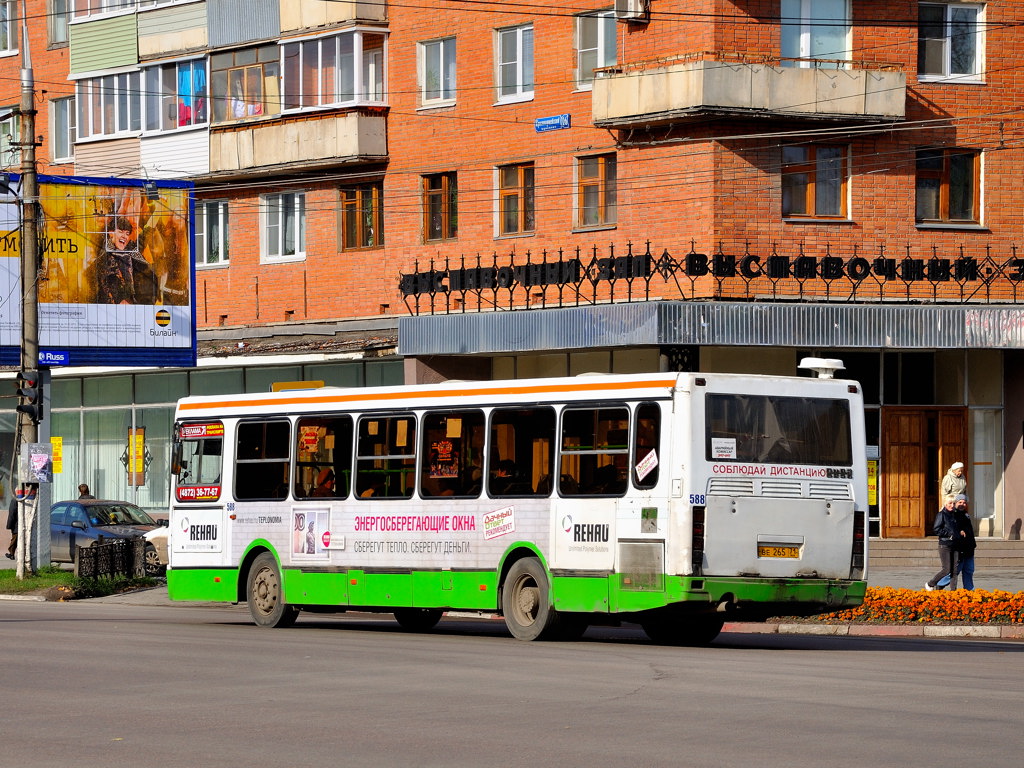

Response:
(0, 174), (196, 367)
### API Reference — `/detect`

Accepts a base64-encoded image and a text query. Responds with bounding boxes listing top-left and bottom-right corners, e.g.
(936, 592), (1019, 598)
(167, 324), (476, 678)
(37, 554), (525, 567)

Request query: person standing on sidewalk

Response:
(937, 494), (977, 590)
(5, 496), (16, 560)
(926, 494), (960, 590)
(941, 461), (967, 500)
(78, 484), (95, 499)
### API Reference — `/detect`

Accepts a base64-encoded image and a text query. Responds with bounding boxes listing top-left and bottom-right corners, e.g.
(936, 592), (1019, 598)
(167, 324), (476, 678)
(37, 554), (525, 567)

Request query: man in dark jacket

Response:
(925, 494), (959, 590)
(937, 494), (977, 589)
(5, 496), (16, 560)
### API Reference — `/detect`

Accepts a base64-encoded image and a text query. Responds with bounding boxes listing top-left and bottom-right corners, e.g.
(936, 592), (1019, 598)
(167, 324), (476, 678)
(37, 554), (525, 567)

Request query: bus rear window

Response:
(706, 394), (852, 465)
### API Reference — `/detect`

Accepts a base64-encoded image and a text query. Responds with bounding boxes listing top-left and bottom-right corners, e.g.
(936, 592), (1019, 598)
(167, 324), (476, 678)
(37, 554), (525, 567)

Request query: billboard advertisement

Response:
(0, 174), (196, 367)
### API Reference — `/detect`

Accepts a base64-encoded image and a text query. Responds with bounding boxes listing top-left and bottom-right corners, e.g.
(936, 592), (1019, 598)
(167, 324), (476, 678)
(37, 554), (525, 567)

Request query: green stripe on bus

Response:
(167, 569), (239, 602)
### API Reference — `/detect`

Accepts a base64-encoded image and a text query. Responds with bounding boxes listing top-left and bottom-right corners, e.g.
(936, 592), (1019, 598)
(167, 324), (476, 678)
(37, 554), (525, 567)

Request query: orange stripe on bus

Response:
(178, 377), (678, 412)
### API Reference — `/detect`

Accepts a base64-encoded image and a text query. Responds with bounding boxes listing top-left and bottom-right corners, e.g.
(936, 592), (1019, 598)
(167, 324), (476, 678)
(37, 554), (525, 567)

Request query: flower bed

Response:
(795, 587), (1024, 625)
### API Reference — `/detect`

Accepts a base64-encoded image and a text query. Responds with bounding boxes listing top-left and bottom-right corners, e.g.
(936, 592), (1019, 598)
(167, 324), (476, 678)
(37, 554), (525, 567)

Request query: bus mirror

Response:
(171, 443), (183, 475)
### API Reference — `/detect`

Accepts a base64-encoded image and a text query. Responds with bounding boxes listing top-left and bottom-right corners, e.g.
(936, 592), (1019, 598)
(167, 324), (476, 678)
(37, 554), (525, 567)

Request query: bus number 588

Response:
(688, 494), (705, 505)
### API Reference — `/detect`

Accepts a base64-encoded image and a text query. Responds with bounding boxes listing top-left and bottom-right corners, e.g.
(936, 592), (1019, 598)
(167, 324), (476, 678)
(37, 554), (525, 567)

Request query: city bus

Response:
(166, 362), (867, 644)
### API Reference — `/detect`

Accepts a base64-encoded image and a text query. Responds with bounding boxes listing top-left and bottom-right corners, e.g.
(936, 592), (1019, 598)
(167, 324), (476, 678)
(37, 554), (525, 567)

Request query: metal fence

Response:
(74, 537), (146, 579)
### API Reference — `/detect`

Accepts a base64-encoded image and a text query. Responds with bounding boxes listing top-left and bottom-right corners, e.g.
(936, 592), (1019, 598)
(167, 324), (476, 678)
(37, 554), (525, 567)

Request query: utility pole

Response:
(14, 0), (40, 578)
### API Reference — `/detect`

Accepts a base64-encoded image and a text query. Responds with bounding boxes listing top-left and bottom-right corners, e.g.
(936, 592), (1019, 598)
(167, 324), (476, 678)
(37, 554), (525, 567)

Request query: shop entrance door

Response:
(881, 408), (967, 538)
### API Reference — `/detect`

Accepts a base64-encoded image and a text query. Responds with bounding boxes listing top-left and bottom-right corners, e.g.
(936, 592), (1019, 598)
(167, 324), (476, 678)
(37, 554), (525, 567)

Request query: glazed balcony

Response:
(592, 53), (906, 127)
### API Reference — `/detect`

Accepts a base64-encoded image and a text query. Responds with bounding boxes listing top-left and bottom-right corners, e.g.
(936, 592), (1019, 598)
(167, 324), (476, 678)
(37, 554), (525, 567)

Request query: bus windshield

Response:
(705, 393), (852, 465)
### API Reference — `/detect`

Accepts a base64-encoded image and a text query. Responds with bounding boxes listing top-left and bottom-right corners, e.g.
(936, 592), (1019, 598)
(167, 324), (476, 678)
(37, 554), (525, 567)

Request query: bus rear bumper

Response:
(683, 576), (867, 621)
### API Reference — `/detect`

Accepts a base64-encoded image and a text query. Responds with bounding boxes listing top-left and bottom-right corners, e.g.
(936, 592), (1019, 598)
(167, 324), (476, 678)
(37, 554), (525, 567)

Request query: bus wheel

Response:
(247, 552), (299, 628)
(502, 557), (557, 641)
(394, 608), (443, 632)
(642, 614), (724, 646)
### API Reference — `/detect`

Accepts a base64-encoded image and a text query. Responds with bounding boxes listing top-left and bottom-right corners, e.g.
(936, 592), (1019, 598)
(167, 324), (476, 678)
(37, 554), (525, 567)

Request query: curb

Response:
(723, 621), (1024, 640)
(0, 593), (47, 602)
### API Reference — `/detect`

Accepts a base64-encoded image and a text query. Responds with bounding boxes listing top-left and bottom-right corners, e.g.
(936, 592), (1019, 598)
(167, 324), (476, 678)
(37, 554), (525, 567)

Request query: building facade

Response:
(0, 0), (1021, 545)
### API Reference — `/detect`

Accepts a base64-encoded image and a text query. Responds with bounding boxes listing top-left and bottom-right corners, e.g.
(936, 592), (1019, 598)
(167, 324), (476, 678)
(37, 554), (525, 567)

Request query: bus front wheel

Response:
(502, 557), (558, 641)
(247, 552), (299, 628)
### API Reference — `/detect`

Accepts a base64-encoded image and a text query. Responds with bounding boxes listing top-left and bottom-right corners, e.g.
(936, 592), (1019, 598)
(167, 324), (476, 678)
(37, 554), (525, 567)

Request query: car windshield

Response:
(90, 504), (156, 527)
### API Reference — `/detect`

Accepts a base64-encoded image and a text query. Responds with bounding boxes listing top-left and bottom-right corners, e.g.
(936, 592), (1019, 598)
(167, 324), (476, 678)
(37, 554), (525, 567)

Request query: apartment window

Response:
(781, 145), (848, 218)
(341, 183), (384, 250)
(195, 201), (229, 265)
(420, 37), (456, 104)
(918, 3), (982, 80)
(0, 1), (16, 53)
(423, 172), (457, 241)
(210, 45), (280, 123)
(144, 60), (207, 132)
(915, 148), (979, 223)
(577, 154), (616, 228)
(76, 72), (142, 138)
(0, 109), (18, 168)
(282, 31), (387, 110)
(264, 192), (306, 260)
(52, 96), (75, 162)
(780, 0), (850, 67)
(576, 11), (616, 88)
(499, 163), (535, 235)
(72, 0), (136, 19)
(49, 0), (70, 46)
(497, 24), (533, 102)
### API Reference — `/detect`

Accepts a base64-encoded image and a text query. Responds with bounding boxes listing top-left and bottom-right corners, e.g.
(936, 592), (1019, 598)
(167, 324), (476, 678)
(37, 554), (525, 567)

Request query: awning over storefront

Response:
(398, 302), (1024, 355)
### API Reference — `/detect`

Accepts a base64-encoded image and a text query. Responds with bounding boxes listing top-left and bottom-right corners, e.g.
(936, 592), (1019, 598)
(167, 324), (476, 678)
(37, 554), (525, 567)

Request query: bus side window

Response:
(235, 420), (291, 500)
(420, 410), (485, 498)
(294, 416), (354, 499)
(487, 407), (555, 498)
(356, 415), (416, 499)
(633, 402), (661, 489)
(560, 407), (630, 496)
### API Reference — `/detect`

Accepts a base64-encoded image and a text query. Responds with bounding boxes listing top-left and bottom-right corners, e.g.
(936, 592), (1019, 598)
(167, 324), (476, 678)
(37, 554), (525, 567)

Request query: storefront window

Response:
(135, 372), (188, 405)
(83, 375), (132, 406)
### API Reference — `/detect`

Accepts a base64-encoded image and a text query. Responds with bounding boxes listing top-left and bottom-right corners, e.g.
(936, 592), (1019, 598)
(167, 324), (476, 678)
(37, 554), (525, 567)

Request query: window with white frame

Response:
(497, 24), (533, 102)
(76, 72), (142, 138)
(195, 201), (230, 265)
(263, 192), (306, 260)
(0, 109), (18, 168)
(780, 0), (850, 67)
(52, 97), (75, 162)
(0, 1), (17, 53)
(72, 0), (136, 19)
(576, 11), (616, 88)
(420, 37), (456, 105)
(918, 3), (982, 80)
(281, 31), (387, 111)
(144, 59), (208, 132)
(49, 0), (70, 46)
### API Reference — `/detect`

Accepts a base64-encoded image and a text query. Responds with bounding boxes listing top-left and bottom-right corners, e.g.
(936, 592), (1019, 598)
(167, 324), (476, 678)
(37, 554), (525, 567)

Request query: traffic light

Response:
(15, 370), (42, 423)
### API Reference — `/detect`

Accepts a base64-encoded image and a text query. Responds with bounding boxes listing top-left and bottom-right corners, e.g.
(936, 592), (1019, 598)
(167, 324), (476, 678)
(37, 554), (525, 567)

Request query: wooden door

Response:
(882, 407), (967, 538)
(882, 410), (926, 538)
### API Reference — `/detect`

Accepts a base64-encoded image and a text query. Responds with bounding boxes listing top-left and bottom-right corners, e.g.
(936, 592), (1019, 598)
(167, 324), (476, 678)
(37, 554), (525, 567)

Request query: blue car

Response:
(50, 499), (166, 576)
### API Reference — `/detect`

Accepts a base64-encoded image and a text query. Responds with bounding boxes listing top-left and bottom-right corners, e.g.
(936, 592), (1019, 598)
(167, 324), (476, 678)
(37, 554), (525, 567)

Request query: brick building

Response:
(0, 0), (1022, 549)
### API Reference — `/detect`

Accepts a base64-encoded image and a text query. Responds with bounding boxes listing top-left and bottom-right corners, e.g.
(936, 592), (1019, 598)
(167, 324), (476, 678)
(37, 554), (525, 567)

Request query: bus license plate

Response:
(758, 545), (800, 559)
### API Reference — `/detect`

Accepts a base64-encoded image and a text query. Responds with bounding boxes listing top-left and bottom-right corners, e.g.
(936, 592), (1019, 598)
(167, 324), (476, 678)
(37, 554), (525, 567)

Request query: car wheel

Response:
(394, 608), (444, 632)
(143, 544), (164, 577)
(246, 552), (299, 628)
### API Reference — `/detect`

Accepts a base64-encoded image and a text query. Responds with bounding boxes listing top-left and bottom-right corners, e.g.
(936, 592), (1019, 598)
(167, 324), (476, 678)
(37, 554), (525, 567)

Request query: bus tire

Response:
(394, 608), (443, 632)
(641, 614), (724, 646)
(247, 552), (299, 628)
(502, 557), (558, 641)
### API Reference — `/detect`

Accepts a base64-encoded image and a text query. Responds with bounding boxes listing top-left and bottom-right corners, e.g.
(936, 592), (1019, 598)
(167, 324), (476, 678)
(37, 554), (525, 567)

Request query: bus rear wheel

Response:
(394, 608), (443, 632)
(502, 557), (560, 641)
(641, 614), (724, 646)
(247, 552), (299, 628)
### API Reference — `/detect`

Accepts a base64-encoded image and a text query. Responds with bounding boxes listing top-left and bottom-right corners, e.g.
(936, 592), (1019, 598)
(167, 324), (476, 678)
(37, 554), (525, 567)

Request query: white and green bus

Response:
(167, 363), (867, 644)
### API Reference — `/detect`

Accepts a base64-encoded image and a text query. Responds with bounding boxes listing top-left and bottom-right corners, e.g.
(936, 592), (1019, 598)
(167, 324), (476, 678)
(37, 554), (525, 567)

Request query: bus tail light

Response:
(691, 505), (706, 574)
(851, 509), (865, 572)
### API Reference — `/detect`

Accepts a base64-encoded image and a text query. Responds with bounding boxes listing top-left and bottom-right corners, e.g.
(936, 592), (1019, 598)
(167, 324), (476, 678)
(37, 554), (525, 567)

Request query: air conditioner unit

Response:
(615, 0), (649, 23)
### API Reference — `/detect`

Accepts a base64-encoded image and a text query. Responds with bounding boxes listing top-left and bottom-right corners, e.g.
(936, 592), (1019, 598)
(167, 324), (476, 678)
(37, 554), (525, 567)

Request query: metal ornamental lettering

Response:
(399, 244), (1024, 315)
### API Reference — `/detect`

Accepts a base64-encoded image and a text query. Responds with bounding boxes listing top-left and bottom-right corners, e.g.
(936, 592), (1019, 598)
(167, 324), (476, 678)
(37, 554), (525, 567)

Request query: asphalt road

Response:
(2, 600), (1023, 768)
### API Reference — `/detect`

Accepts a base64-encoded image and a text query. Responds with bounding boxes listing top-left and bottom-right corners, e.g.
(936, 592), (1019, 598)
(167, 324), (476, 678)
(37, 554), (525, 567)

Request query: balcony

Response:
(592, 53), (906, 127)
(209, 110), (387, 176)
